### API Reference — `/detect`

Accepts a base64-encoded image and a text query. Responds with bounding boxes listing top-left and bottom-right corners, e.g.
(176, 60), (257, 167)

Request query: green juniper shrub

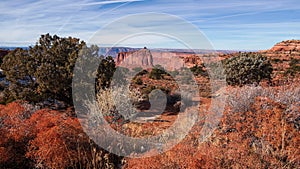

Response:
(1, 34), (117, 106)
(149, 65), (167, 80)
(284, 58), (300, 76)
(224, 53), (273, 86)
(190, 64), (208, 76)
(133, 77), (143, 85)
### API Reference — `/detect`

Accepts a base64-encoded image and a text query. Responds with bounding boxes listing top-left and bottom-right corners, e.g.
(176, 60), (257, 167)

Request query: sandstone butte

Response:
(115, 40), (300, 86)
(116, 48), (154, 68)
(260, 40), (300, 76)
(115, 48), (224, 70)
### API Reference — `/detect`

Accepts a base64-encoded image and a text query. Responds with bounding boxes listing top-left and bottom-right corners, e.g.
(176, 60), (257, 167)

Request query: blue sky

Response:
(0, 0), (299, 50)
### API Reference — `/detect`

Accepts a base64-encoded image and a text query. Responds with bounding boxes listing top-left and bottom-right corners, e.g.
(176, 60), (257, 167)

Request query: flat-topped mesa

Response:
(116, 49), (191, 70)
(116, 48), (154, 68)
(115, 48), (229, 70)
(270, 40), (300, 52)
(116, 49), (222, 70)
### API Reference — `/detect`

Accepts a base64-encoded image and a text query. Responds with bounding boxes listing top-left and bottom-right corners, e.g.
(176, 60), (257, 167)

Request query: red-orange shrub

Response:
(0, 102), (121, 168)
(125, 87), (300, 168)
(0, 102), (34, 168)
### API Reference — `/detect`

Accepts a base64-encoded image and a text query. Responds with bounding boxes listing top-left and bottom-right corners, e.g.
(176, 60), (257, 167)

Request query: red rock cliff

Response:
(116, 48), (154, 68)
(269, 40), (300, 53)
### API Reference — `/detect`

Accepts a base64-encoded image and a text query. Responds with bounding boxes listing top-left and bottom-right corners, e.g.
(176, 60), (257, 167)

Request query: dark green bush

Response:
(2, 48), (43, 102)
(224, 53), (273, 86)
(149, 66), (166, 80)
(271, 58), (283, 63)
(141, 85), (156, 95)
(133, 77), (143, 85)
(96, 55), (116, 90)
(190, 64), (208, 76)
(285, 58), (300, 76)
(136, 69), (148, 76)
(1, 34), (116, 105)
(2, 34), (86, 104)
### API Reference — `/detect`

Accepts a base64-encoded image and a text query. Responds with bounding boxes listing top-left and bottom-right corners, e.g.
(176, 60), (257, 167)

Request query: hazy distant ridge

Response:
(0, 46), (238, 58)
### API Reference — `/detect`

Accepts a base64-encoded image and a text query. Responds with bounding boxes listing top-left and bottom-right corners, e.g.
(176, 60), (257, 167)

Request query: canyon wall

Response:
(116, 48), (205, 70)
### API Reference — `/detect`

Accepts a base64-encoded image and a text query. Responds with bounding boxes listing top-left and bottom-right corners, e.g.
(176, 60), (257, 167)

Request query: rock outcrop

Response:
(115, 49), (224, 71)
(270, 40), (300, 52)
(151, 51), (187, 70)
(116, 48), (227, 70)
(258, 40), (300, 83)
(116, 48), (154, 68)
(259, 39), (300, 59)
(116, 49), (192, 70)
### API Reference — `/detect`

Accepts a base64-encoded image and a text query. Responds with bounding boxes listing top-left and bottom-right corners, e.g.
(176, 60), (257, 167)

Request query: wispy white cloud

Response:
(0, 0), (143, 46)
(0, 0), (299, 49)
(80, 0), (143, 6)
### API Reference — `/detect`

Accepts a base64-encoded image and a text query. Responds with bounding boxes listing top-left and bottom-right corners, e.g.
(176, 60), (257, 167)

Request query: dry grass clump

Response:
(96, 85), (142, 121)
(125, 83), (300, 168)
(227, 82), (300, 113)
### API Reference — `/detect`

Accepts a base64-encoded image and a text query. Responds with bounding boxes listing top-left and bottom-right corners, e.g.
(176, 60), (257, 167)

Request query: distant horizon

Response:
(0, 36), (294, 51)
(0, 45), (259, 52)
(0, 39), (271, 51)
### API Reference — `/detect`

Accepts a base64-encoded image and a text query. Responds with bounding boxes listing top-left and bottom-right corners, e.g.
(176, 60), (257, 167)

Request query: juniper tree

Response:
(224, 53), (273, 86)
(2, 34), (117, 105)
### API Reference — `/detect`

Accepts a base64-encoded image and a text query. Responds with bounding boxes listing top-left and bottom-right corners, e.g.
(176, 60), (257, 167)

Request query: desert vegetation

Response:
(223, 53), (273, 86)
(0, 34), (116, 105)
(0, 101), (122, 169)
(0, 35), (299, 168)
(285, 58), (300, 76)
(125, 82), (300, 168)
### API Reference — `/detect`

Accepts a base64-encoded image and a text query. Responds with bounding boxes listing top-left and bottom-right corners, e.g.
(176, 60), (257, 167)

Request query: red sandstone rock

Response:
(270, 40), (300, 52)
(116, 48), (153, 68)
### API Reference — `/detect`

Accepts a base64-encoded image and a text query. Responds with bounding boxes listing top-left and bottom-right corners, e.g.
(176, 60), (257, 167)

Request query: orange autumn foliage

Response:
(0, 102), (33, 168)
(0, 102), (121, 169)
(125, 92), (300, 168)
